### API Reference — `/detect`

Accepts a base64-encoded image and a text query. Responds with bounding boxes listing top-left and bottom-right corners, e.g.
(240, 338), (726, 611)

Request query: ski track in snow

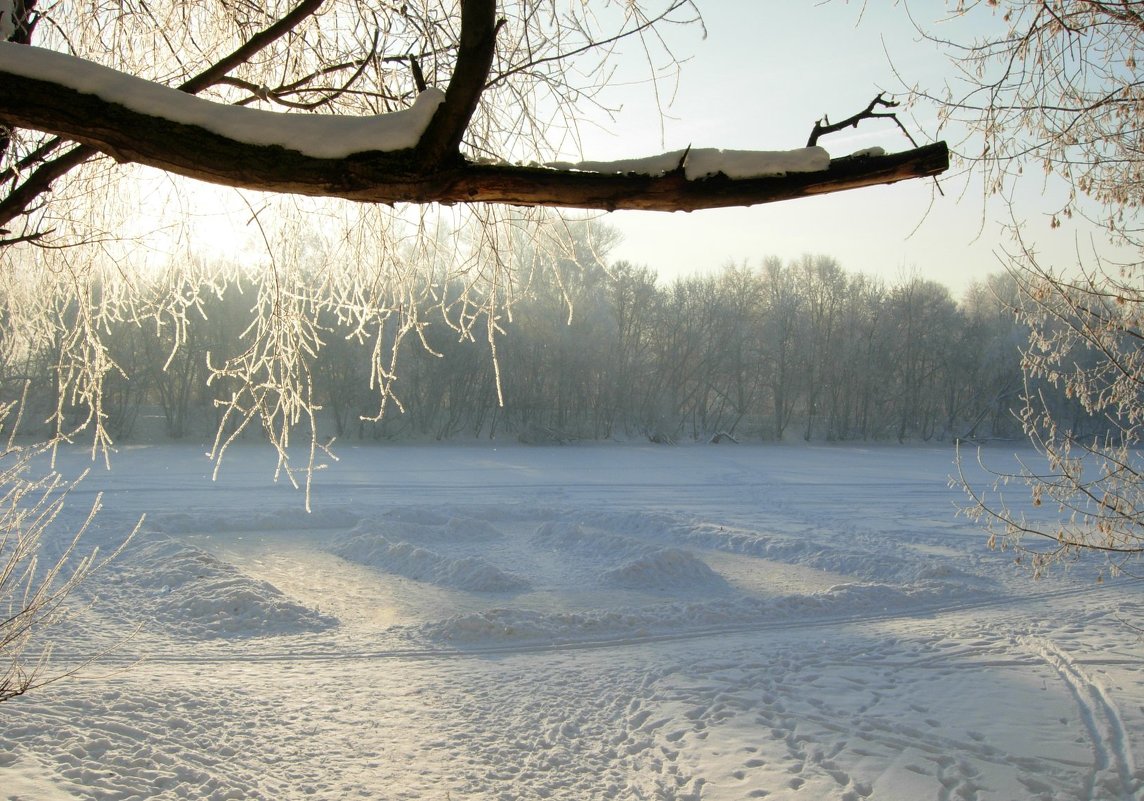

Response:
(1022, 636), (1139, 801)
(3, 443), (1144, 801)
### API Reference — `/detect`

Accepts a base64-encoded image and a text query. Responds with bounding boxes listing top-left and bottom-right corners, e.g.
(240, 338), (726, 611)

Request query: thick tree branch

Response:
(0, 0), (950, 219)
(415, 0), (502, 169)
(0, 143), (88, 228)
(0, 68), (948, 211)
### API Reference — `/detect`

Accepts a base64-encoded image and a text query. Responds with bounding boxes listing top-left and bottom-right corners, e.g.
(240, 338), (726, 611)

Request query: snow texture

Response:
(532, 521), (729, 591)
(100, 535), (336, 639)
(0, 43), (444, 157)
(2, 443), (1142, 801)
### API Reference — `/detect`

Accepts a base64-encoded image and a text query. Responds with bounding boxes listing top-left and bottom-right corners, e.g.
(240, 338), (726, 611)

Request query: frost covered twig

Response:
(0, 394), (138, 703)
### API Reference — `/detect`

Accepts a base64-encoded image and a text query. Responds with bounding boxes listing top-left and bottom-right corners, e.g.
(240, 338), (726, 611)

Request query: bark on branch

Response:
(0, 68), (948, 211)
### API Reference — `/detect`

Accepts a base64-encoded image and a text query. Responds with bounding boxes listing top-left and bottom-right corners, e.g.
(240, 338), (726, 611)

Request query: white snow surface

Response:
(3, 442), (1143, 800)
(0, 43), (444, 157)
(547, 146), (830, 180)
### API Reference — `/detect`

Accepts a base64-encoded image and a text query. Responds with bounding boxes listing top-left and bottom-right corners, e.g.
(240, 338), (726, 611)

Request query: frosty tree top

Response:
(0, 0), (947, 213)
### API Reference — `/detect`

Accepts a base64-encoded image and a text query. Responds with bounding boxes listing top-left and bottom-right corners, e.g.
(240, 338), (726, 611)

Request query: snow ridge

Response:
(410, 581), (961, 647)
(332, 529), (529, 593)
(102, 535), (335, 639)
(532, 521), (728, 590)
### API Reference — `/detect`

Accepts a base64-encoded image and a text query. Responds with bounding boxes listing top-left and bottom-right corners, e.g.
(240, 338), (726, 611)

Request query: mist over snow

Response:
(2, 442), (1142, 800)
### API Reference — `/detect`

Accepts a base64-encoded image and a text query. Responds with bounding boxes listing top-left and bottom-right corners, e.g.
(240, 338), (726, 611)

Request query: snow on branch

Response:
(0, 35), (948, 212)
(548, 147), (830, 180)
(0, 44), (446, 158)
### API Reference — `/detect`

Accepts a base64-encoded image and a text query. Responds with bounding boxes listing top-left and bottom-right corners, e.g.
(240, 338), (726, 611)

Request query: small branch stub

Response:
(409, 55), (427, 93)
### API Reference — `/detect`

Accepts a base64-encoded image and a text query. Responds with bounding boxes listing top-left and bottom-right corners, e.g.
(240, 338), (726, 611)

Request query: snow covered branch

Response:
(0, 15), (948, 213)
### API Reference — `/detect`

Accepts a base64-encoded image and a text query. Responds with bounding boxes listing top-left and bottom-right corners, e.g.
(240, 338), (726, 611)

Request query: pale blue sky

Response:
(581, 2), (1103, 296)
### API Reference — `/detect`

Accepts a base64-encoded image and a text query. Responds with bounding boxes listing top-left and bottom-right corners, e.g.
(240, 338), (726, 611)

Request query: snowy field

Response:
(2, 442), (1143, 801)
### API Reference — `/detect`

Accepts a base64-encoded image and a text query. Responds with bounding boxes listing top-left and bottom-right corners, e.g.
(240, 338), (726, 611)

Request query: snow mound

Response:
(381, 507), (453, 526)
(678, 522), (990, 589)
(332, 533), (529, 593)
(533, 520), (726, 590)
(569, 510), (989, 590)
(571, 509), (687, 541)
(105, 537), (334, 639)
(602, 548), (728, 591)
(349, 519), (438, 542)
(443, 516), (504, 540)
(532, 520), (651, 562)
(412, 582), (966, 647)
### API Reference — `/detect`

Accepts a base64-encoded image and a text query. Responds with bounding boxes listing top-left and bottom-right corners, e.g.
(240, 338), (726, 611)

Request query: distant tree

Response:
(832, 273), (888, 440)
(917, 1), (1144, 573)
(795, 256), (846, 441)
(713, 263), (766, 438)
(957, 274), (1025, 440)
(759, 258), (804, 440)
(887, 276), (958, 442)
(604, 261), (661, 436)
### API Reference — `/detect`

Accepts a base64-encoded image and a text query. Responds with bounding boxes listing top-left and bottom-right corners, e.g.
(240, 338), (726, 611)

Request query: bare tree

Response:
(914, 1), (1142, 233)
(911, 1), (1144, 573)
(959, 249), (1144, 576)
(759, 257), (804, 440)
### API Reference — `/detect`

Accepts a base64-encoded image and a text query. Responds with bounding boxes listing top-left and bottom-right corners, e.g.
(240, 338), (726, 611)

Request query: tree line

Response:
(1, 239), (1104, 448)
